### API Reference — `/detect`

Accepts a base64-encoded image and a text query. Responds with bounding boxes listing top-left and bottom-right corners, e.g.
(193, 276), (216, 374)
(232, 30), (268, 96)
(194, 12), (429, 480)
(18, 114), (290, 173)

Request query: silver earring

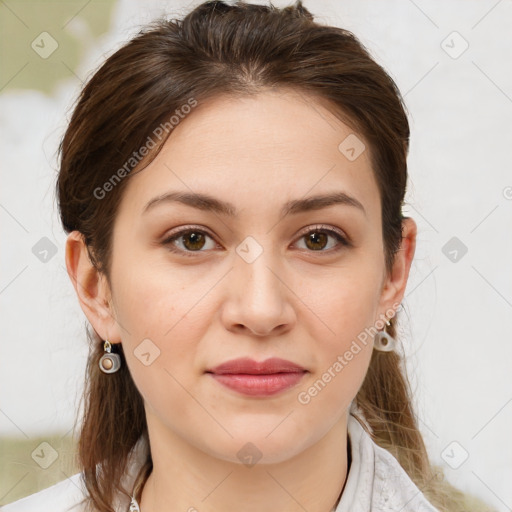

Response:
(99, 340), (121, 373)
(129, 496), (140, 512)
(374, 319), (396, 352)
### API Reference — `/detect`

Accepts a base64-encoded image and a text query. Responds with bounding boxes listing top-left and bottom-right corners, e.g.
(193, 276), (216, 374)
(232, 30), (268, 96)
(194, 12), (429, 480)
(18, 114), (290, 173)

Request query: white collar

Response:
(335, 413), (439, 512)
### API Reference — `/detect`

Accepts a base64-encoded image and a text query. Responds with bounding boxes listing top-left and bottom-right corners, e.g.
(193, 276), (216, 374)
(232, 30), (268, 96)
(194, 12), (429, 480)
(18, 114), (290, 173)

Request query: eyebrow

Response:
(143, 190), (366, 218)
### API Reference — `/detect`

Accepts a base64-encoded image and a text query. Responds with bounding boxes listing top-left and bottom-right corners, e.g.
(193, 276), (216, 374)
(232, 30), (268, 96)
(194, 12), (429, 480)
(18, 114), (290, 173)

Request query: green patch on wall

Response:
(0, 434), (79, 505)
(0, 0), (116, 95)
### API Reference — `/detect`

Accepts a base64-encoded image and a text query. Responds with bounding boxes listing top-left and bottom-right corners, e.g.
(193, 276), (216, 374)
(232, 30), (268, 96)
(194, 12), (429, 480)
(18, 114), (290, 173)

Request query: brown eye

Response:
(181, 231), (206, 251)
(162, 228), (217, 256)
(305, 232), (329, 251)
(294, 226), (349, 253)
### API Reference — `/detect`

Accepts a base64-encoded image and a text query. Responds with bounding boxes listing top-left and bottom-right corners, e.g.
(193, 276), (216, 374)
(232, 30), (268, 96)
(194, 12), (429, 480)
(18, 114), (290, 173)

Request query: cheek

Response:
(293, 305), (374, 439)
(295, 343), (373, 420)
(286, 265), (379, 410)
(112, 250), (210, 342)
(110, 258), (222, 405)
(303, 262), (382, 349)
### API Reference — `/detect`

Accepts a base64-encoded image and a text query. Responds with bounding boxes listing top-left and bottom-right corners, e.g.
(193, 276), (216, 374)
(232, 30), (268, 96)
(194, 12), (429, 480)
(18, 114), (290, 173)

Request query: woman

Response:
(2, 1), (482, 511)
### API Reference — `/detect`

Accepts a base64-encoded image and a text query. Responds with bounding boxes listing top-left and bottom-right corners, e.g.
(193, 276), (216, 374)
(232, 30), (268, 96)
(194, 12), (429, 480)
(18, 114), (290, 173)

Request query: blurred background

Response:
(1, 0), (511, 509)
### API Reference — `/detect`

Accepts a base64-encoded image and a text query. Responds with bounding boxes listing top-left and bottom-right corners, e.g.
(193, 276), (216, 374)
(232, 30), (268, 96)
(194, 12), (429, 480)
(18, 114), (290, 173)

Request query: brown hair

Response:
(57, 1), (482, 511)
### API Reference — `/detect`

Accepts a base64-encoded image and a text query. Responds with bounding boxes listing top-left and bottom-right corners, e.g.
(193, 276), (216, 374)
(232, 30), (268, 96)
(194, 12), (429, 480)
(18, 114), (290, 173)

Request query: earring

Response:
(373, 318), (396, 352)
(99, 340), (121, 373)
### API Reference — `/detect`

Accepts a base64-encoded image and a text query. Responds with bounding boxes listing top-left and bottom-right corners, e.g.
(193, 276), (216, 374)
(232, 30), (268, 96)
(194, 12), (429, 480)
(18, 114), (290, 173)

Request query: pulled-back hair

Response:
(57, 1), (479, 510)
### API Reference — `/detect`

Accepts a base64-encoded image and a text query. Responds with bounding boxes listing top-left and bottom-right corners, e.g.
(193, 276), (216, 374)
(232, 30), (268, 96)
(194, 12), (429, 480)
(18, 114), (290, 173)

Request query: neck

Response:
(138, 412), (350, 512)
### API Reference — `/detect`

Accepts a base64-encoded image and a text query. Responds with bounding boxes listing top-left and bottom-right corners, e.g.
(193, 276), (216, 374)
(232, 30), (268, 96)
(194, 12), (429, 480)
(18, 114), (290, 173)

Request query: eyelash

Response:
(161, 224), (351, 258)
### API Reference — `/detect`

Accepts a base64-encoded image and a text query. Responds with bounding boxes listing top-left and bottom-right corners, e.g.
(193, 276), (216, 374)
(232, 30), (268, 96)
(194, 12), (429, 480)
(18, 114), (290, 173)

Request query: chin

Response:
(197, 427), (313, 466)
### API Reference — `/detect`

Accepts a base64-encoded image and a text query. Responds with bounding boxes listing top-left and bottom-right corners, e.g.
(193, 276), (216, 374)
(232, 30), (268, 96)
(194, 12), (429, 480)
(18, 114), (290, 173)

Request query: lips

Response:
(207, 357), (306, 375)
(206, 357), (307, 397)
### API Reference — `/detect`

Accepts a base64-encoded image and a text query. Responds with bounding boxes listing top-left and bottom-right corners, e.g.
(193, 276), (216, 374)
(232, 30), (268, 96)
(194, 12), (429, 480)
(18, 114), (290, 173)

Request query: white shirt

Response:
(1, 413), (439, 512)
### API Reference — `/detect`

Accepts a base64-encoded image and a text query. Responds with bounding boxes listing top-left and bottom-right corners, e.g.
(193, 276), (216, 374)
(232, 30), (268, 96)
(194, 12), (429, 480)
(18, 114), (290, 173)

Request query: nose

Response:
(220, 246), (296, 337)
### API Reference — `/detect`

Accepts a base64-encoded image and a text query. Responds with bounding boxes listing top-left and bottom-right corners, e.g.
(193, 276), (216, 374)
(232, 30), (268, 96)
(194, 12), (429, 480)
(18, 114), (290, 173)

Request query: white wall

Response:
(1, 0), (510, 509)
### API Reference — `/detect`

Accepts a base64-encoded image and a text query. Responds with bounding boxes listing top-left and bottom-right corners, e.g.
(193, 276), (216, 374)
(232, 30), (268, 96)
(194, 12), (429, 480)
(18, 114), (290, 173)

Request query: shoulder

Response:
(0, 473), (88, 512)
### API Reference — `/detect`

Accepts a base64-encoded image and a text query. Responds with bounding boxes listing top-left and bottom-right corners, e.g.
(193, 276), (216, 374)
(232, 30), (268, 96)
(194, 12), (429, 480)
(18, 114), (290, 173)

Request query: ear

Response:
(377, 217), (417, 318)
(65, 230), (122, 344)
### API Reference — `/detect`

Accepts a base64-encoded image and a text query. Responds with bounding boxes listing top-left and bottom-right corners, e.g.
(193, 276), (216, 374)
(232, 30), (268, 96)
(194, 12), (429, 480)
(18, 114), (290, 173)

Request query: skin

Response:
(65, 88), (416, 512)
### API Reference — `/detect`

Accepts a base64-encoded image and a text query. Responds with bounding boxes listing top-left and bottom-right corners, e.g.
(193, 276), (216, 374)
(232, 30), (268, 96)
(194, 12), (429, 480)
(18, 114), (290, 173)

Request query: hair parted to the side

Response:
(57, 1), (484, 511)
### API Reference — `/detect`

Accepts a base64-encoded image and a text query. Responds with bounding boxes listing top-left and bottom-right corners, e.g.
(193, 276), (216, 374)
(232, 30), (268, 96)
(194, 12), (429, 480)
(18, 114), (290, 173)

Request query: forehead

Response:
(117, 89), (381, 224)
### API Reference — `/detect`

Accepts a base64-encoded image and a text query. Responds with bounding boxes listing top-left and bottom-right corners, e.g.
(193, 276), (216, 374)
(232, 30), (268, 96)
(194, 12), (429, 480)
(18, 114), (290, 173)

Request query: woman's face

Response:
(73, 89), (414, 463)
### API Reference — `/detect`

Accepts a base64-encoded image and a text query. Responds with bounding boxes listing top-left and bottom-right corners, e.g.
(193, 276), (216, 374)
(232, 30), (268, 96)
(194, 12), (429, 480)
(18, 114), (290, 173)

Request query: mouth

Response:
(205, 357), (308, 397)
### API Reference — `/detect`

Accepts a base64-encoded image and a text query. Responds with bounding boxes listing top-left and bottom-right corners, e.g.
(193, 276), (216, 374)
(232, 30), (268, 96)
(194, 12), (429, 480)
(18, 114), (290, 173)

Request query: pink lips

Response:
(206, 357), (307, 397)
